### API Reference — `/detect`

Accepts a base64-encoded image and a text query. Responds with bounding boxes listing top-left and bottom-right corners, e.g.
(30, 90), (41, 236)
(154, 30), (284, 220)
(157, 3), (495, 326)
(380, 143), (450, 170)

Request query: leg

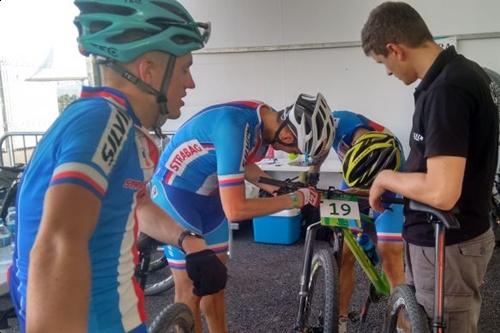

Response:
(408, 229), (495, 333)
(200, 252), (229, 333)
(378, 242), (405, 289)
(151, 183), (230, 333)
(375, 204), (405, 289)
(170, 268), (203, 333)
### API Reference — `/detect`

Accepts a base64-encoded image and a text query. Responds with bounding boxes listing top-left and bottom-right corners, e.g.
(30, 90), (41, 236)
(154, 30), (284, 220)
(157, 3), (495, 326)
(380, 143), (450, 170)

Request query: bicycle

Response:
(136, 233), (194, 333)
(383, 200), (460, 333)
(258, 176), (403, 333)
(136, 233), (175, 296)
(0, 164), (25, 330)
(148, 302), (195, 333)
(0, 164), (25, 219)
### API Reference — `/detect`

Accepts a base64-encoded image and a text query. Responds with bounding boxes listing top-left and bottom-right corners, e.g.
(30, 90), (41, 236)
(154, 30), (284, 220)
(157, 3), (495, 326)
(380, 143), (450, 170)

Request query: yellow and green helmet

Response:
(74, 0), (211, 62)
(342, 131), (402, 188)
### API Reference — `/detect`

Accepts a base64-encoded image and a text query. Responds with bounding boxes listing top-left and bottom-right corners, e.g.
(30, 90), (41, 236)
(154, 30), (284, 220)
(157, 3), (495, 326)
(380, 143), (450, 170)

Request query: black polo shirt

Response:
(403, 46), (499, 246)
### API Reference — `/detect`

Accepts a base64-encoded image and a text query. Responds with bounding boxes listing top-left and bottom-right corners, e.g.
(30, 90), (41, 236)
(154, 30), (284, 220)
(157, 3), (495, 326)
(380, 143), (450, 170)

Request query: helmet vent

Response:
(314, 115), (322, 132)
(151, 1), (191, 22)
(89, 21), (112, 34)
(76, 2), (135, 16)
(171, 34), (198, 45)
(108, 29), (156, 44)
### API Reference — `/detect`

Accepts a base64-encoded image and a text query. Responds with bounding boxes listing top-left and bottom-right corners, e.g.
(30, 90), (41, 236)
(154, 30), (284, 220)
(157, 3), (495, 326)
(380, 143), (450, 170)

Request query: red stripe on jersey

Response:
(133, 210), (147, 321)
(52, 171), (105, 196)
(81, 90), (127, 108)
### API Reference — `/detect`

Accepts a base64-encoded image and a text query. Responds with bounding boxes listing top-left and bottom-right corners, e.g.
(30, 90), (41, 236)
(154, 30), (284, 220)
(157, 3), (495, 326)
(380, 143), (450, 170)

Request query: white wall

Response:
(168, 0), (500, 158)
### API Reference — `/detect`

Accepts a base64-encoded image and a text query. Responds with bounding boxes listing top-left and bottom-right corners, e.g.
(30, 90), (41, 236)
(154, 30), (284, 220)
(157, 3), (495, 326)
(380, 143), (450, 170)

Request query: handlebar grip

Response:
(381, 196), (405, 205)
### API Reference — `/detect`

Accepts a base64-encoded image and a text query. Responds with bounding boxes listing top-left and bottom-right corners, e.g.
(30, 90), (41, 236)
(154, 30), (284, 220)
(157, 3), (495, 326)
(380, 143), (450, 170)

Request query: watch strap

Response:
(177, 230), (204, 253)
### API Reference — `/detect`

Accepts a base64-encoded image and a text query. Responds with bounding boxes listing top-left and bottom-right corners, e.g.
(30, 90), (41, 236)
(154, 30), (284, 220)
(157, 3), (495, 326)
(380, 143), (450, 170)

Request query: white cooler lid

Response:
(268, 208), (301, 217)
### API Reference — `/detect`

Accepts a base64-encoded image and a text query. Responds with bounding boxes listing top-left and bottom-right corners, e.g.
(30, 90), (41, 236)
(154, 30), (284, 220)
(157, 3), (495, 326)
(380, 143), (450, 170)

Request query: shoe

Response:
(338, 316), (348, 333)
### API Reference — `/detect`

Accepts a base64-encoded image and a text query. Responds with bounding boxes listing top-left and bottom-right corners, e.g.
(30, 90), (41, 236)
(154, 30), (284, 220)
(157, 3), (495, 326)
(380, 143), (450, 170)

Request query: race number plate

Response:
(320, 196), (360, 227)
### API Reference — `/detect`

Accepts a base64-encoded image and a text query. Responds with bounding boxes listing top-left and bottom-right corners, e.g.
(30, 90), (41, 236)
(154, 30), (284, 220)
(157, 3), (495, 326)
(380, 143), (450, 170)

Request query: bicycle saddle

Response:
(408, 200), (461, 229)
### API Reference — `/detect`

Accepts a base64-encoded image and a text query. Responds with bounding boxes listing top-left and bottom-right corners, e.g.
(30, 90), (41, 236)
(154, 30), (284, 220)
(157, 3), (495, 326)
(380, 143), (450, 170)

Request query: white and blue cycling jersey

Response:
(154, 101), (269, 195)
(151, 101), (270, 266)
(332, 110), (404, 242)
(10, 87), (159, 333)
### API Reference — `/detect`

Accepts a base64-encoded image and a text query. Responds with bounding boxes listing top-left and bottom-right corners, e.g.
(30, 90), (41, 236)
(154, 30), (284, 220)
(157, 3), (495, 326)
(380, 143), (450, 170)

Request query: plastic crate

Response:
(253, 208), (302, 245)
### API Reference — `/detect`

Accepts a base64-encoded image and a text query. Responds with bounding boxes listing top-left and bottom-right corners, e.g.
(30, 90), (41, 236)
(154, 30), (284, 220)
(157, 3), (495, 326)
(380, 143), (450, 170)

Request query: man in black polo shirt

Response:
(361, 2), (499, 332)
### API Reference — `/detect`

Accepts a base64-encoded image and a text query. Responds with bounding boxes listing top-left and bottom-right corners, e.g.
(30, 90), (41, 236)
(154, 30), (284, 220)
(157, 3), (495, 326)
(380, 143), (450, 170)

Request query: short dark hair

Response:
(361, 2), (433, 56)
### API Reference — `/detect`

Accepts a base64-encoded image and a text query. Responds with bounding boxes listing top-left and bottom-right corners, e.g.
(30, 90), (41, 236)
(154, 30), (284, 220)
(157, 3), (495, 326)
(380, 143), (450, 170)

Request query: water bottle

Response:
(6, 206), (16, 235)
(0, 222), (12, 266)
(357, 233), (380, 265)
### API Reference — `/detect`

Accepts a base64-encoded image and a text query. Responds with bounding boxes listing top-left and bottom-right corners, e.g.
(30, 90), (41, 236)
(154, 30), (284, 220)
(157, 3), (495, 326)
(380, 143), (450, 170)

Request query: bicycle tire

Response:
(148, 302), (194, 333)
(144, 274), (175, 296)
(148, 256), (169, 273)
(383, 284), (430, 333)
(302, 248), (339, 333)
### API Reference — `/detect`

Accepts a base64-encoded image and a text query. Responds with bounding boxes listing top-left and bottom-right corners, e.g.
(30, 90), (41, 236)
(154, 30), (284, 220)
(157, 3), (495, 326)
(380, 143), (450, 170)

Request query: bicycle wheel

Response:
(143, 248), (174, 296)
(302, 248), (339, 333)
(148, 302), (194, 333)
(148, 255), (169, 273)
(144, 274), (175, 296)
(383, 284), (430, 333)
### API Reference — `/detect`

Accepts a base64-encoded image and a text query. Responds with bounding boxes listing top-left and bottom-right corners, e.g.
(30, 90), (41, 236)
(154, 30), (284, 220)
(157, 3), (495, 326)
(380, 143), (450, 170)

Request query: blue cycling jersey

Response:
(153, 101), (269, 195)
(10, 87), (158, 333)
(332, 110), (390, 161)
(332, 110), (403, 242)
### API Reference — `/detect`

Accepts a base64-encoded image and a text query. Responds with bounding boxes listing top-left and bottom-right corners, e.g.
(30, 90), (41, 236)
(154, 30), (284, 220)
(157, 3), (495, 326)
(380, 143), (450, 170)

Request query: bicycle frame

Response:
(324, 215), (391, 297)
(295, 215), (391, 331)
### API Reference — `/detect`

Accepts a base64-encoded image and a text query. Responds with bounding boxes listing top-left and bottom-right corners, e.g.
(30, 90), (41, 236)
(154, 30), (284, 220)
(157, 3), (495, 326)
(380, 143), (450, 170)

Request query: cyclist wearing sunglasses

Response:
(151, 93), (334, 333)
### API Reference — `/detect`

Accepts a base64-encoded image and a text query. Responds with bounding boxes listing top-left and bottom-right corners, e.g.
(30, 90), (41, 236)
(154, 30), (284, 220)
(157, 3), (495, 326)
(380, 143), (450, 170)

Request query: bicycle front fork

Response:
(295, 221), (321, 331)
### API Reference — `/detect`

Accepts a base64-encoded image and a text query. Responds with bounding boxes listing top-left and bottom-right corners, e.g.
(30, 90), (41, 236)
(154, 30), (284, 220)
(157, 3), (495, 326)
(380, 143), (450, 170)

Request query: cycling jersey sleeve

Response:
(50, 100), (134, 199)
(212, 115), (252, 189)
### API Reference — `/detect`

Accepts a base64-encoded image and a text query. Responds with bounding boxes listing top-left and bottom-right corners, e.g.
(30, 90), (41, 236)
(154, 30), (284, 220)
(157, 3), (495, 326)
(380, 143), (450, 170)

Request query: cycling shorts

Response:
(346, 204), (403, 243)
(150, 179), (229, 269)
(338, 180), (403, 243)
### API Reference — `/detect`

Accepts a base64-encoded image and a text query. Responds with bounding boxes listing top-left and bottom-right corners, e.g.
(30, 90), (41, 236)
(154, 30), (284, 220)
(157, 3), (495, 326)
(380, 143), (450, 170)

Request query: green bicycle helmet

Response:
(342, 131), (402, 188)
(74, 0), (211, 62)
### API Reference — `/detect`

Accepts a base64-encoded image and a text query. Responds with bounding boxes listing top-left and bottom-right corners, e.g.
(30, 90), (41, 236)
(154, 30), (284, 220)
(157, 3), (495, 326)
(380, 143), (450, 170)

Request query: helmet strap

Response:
(153, 56), (176, 138)
(271, 118), (297, 147)
(99, 57), (176, 138)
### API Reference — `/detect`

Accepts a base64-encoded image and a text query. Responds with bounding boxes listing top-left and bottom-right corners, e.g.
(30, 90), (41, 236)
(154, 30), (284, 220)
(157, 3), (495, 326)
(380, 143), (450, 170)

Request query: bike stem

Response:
(433, 219), (446, 333)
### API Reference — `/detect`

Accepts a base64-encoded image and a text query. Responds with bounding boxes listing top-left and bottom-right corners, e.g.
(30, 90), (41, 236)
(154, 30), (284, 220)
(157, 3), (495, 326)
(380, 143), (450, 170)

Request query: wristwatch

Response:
(177, 230), (204, 253)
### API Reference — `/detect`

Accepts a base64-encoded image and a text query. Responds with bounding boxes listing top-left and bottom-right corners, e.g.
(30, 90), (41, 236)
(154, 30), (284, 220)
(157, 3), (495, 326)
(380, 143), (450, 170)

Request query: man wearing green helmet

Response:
(9, 1), (226, 333)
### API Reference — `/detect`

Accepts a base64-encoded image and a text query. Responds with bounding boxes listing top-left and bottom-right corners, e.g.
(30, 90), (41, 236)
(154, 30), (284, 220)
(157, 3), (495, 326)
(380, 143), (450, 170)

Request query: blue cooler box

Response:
(253, 208), (302, 244)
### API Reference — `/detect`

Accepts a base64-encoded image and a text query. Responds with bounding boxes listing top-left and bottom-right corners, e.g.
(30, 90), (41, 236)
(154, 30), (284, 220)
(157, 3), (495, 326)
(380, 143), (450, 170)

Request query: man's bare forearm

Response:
(137, 196), (207, 253)
(137, 197), (183, 245)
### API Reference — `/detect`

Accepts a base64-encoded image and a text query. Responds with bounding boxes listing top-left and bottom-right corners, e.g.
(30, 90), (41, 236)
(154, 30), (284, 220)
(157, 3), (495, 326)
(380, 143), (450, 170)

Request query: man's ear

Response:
(386, 43), (406, 61)
(136, 56), (155, 83)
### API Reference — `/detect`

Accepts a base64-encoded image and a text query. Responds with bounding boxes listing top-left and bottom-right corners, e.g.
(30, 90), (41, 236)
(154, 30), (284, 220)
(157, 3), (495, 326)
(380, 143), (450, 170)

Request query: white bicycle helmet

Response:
(279, 93), (334, 163)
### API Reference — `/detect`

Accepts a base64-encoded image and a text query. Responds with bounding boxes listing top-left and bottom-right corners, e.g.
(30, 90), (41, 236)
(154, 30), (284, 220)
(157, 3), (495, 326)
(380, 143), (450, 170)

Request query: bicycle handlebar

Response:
(0, 164), (25, 173)
(257, 176), (404, 205)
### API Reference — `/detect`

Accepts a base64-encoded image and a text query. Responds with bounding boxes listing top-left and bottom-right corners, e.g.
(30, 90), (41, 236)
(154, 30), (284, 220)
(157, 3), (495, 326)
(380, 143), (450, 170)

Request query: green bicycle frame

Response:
(321, 215), (391, 296)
